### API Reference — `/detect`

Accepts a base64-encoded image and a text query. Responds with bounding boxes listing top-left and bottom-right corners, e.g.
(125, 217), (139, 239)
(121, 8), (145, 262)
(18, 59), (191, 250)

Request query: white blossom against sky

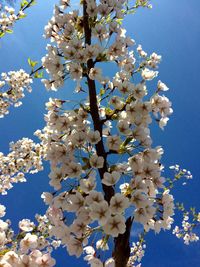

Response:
(0, 0), (200, 266)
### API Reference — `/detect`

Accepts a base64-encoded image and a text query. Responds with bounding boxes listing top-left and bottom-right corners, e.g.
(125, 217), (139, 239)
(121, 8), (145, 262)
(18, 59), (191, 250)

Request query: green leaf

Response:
(100, 88), (105, 96)
(122, 137), (133, 147)
(0, 32), (5, 38)
(34, 71), (43, 79)
(116, 18), (123, 25)
(30, 0), (37, 6)
(28, 58), (38, 68)
(20, 0), (29, 9)
(19, 14), (27, 19)
(6, 29), (13, 34)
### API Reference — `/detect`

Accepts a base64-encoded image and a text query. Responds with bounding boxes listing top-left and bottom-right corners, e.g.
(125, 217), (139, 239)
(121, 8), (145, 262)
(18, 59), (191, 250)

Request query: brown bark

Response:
(82, 2), (132, 266)
(113, 217), (133, 267)
(83, 0), (114, 203)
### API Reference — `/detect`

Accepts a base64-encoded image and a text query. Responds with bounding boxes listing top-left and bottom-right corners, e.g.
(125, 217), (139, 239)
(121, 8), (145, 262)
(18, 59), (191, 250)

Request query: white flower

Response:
(84, 246), (95, 255)
(141, 68), (158, 80)
(41, 192), (53, 205)
(118, 81), (132, 94)
(35, 254), (56, 267)
(107, 135), (121, 151)
(89, 68), (102, 81)
(117, 120), (131, 135)
(68, 63), (82, 80)
(90, 200), (110, 225)
(20, 233), (38, 253)
(110, 96), (124, 109)
(103, 214), (126, 237)
(105, 258), (115, 267)
(67, 161), (82, 177)
(110, 193), (129, 214)
(119, 183), (130, 195)
(19, 219), (35, 232)
(3, 251), (19, 266)
(131, 190), (148, 208)
(157, 80), (169, 91)
(80, 173), (96, 193)
(88, 257), (103, 267)
(0, 231), (6, 246)
(133, 83), (147, 99)
(102, 171), (121, 186)
(0, 205), (6, 217)
(90, 154), (104, 169)
(96, 239), (109, 251)
(66, 192), (84, 212)
(0, 220), (8, 232)
(66, 236), (83, 258)
(85, 191), (104, 205)
(137, 44), (147, 57)
(88, 130), (101, 144)
(159, 117), (169, 129)
(70, 219), (87, 238)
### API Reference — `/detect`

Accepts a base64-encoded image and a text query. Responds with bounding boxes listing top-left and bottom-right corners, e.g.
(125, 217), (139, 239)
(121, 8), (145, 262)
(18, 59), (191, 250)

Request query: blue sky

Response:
(0, 0), (200, 266)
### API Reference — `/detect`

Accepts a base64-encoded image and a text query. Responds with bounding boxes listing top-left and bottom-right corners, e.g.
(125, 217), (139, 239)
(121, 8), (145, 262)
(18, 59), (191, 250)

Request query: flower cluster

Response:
(0, 138), (43, 194)
(84, 246), (115, 267)
(0, 0), (198, 266)
(34, 0), (186, 265)
(0, 0), (35, 37)
(173, 205), (200, 245)
(127, 241), (146, 267)
(33, 94), (174, 264)
(0, 6), (19, 35)
(0, 69), (32, 117)
(0, 205), (56, 267)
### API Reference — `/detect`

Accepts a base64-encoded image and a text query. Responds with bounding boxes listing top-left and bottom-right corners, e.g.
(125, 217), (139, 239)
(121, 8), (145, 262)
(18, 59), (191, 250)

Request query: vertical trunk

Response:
(83, 0), (115, 202)
(113, 217), (133, 267)
(82, 2), (132, 266)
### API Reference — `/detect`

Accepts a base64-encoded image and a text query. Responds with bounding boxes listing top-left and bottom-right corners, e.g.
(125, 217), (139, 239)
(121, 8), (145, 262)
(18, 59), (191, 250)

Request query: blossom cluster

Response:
(0, 69), (32, 117)
(127, 241), (146, 267)
(42, 0), (172, 129)
(33, 0), (181, 265)
(0, 0), (198, 266)
(0, 5), (25, 36)
(84, 246), (115, 267)
(33, 93), (174, 265)
(0, 0), (36, 37)
(0, 205), (56, 267)
(173, 205), (200, 245)
(0, 138), (43, 195)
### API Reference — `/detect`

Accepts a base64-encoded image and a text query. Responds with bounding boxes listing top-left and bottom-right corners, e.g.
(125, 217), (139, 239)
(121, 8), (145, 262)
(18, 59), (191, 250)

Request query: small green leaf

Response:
(100, 88), (105, 96)
(30, 0), (37, 6)
(0, 32), (5, 38)
(34, 71), (43, 79)
(6, 29), (13, 34)
(116, 18), (123, 25)
(28, 58), (38, 68)
(122, 137), (133, 147)
(19, 14), (27, 19)
(20, 0), (29, 9)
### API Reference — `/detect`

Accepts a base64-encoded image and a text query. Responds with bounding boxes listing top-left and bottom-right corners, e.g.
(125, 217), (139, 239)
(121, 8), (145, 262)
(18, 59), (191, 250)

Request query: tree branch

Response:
(83, 2), (132, 266)
(83, 0), (114, 203)
(113, 216), (133, 267)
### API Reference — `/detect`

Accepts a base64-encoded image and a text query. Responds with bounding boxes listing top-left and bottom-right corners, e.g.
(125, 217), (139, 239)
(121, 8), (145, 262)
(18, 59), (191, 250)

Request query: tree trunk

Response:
(82, 2), (132, 266)
(113, 217), (132, 267)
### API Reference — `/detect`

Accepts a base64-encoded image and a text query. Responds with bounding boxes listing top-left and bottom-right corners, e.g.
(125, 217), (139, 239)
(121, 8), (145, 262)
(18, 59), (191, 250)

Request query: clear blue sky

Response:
(0, 0), (200, 266)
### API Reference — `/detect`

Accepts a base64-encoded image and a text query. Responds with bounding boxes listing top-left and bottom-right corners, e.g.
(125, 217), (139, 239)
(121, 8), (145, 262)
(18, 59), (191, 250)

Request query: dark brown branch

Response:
(83, 2), (132, 266)
(83, 0), (114, 203)
(113, 217), (133, 267)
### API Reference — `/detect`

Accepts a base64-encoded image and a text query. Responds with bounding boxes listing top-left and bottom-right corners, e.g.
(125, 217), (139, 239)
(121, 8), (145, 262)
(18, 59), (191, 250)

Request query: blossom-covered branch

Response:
(0, 0), (36, 38)
(0, 0), (198, 267)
